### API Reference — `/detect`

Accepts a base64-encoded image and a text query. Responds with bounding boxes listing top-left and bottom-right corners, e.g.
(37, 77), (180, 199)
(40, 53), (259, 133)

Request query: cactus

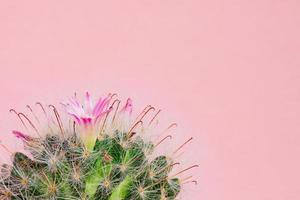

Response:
(0, 93), (197, 200)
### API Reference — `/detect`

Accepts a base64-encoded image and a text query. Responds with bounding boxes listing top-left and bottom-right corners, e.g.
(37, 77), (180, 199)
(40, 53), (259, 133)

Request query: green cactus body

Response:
(0, 93), (196, 199)
(0, 132), (180, 200)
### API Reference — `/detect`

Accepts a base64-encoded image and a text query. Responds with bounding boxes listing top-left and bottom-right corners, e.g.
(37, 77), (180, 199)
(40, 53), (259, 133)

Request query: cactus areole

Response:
(0, 93), (196, 199)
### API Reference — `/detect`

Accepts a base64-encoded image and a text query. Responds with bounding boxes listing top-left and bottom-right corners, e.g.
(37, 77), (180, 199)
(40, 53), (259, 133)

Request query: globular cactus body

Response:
(0, 93), (194, 200)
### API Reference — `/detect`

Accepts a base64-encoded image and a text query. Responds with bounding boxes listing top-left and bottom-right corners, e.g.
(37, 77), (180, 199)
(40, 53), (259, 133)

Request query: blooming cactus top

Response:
(2, 92), (197, 200)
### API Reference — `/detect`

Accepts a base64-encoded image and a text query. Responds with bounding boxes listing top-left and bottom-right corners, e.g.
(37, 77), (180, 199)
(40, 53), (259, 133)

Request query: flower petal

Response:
(12, 130), (32, 141)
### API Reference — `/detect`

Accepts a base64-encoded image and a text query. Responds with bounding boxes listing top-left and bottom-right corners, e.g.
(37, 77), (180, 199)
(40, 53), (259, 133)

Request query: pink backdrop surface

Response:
(0, 1), (300, 199)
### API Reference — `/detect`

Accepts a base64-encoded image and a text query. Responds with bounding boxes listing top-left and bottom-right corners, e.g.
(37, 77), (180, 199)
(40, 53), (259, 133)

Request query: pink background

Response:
(0, 1), (300, 199)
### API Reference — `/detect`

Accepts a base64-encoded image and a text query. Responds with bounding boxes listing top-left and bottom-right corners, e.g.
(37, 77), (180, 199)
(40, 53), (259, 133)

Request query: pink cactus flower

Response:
(62, 92), (133, 151)
(62, 92), (112, 127)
